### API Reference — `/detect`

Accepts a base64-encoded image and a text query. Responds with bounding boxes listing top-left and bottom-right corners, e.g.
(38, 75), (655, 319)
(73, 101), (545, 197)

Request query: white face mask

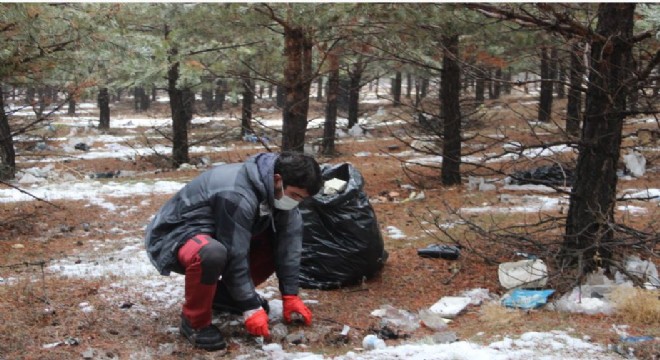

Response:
(274, 182), (300, 210)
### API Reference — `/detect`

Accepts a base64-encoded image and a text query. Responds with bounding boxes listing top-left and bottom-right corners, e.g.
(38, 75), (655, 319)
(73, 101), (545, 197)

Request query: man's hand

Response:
(282, 295), (312, 326)
(244, 308), (270, 338)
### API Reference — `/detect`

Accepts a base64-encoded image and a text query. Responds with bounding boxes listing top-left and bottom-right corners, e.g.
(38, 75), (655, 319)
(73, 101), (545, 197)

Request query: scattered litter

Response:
(242, 134), (270, 143)
(354, 151), (371, 157)
(622, 151), (646, 177)
(621, 336), (656, 343)
(348, 124), (364, 137)
(370, 305), (420, 332)
(362, 334), (386, 350)
(74, 143), (90, 151)
(429, 296), (471, 318)
(340, 325), (350, 336)
(418, 309), (450, 331)
(553, 269), (621, 315)
(460, 288), (492, 305)
(417, 244), (460, 260)
(42, 337), (80, 349)
(384, 226), (406, 239)
(322, 178), (347, 195)
(431, 331), (458, 344)
(402, 191), (425, 202)
(511, 164), (574, 186)
(498, 259), (548, 289)
(501, 289), (555, 309)
(11, 244), (24, 249)
(467, 176), (497, 191)
(614, 255), (660, 289)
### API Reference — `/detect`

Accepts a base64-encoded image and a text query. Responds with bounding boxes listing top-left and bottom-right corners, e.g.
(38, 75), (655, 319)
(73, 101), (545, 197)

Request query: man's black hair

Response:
(274, 151), (322, 196)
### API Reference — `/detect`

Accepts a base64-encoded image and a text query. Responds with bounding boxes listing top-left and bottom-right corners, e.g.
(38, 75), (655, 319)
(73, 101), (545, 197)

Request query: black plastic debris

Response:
(417, 244), (461, 260)
(510, 164), (574, 186)
(74, 143), (90, 151)
(299, 163), (388, 290)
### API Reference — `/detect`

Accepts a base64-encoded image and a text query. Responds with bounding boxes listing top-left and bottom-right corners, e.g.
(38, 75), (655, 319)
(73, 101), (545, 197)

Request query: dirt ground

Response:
(0, 95), (658, 359)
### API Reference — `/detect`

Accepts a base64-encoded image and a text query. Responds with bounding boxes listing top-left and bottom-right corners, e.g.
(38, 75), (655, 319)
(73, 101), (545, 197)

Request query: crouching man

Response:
(144, 152), (322, 350)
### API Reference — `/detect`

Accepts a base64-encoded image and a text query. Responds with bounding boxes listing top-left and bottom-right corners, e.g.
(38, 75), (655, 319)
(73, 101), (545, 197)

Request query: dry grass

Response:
(611, 287), (660, 327)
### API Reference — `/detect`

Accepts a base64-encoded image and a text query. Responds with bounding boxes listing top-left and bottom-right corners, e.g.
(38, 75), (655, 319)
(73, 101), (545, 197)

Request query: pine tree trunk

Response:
(0, 87), (16, 180)
(503, 68), (512, 95)
(241, 74), (254, 136)
(215, 79), (226, 111)
(563, 3), (636, 272)
(391, 71), (402, 107)
(322, 52), (340, 156)
(538, 47), (553, 122)
(281, 26), (312, 152)
(168, 49), (189, 168)
(406, 72), (412, 99)
(348, 64), (362, 129)
(98, 87), (110, 130)
(441, 34), (462, 186)
(67, 97), (76, 115)
(316, 76), (323, 102)
(566, 42), (584, 137)
(493, 68), (502, 99)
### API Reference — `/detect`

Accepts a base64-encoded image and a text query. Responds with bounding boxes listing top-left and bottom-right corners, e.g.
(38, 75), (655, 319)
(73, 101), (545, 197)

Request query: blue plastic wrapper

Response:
(501, 289), (555, 309)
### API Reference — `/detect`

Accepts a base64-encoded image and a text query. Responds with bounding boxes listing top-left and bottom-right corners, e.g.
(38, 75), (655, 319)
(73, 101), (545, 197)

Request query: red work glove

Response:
(282, 295), (312, 326)
(244, 308), (270, 338)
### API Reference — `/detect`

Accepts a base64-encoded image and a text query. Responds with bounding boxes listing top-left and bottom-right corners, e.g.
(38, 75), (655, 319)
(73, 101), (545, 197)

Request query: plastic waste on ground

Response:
(370, 305), (420, 332)
(429, 296), (471, 318)
(498, 259), (548, 289)
(299, 163), (388, 290)
(501, 289), (555, 309)
(511, 164), (574, 186)
(418, 309), (449, 331)
(417, 244), (461, 260)
(362, 334), (386, 350)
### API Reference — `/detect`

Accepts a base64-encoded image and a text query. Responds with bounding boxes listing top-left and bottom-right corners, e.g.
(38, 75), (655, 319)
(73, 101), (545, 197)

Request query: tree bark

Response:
(566, 41), (584, 137)
(316, 76), (323, 102)
(563, 3), (636, 272)
(441, 34), (462, 186)
(214, 79), (226, 111)
(241, 74), (254, 136)
(98, 87), (110, 130)
(406, 72), (412, 99)
(67, 97), (76, 115)
(391, 71), (402, 106)
(538, 47), (553, 122)
(347, 60), (364, 129)
(322, 52), (340, 156)
(281, 26), (312, 152)
(0, 86), (16, 180)
(493, 67), (502, 99)
(168, 47), (189, 168)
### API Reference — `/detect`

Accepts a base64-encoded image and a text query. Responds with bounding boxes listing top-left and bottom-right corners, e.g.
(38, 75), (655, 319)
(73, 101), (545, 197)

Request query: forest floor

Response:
(0, 93), (658, 359)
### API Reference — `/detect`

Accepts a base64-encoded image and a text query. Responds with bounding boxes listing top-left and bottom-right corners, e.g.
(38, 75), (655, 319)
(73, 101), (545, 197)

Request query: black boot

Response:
(212, 282), (270, 315)
(180, 315), (227, 351)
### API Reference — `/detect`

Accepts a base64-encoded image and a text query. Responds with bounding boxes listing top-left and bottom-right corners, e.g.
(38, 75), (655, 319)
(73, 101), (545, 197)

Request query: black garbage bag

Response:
(511, 164), (574, 186)
(298, 163), (388, 290)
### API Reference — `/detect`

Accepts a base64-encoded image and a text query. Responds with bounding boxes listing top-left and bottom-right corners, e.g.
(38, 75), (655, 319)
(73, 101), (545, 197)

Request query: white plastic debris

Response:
(622, 151), (646, 177)
(429, 296), (471, 318)
(323, 178), (347, 195)
(615, 255), (660, 289)
(362, 334), (386, 350)
(498, 259), (548, 289)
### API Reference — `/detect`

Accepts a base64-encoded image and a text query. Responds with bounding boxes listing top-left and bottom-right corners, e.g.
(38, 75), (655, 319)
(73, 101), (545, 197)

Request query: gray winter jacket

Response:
(144, 153), (302, 312)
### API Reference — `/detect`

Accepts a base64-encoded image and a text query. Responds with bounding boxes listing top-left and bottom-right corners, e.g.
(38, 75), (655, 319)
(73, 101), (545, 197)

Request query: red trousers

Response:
(177, 232), (275, 328)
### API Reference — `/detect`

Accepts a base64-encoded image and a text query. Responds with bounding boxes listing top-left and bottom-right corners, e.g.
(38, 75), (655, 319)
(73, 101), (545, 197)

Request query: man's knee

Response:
(199, 240), (227, 284)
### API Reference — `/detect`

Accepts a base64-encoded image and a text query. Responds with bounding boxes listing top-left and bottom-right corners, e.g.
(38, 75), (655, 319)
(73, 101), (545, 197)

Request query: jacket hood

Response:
(250, 152), (278, 207)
